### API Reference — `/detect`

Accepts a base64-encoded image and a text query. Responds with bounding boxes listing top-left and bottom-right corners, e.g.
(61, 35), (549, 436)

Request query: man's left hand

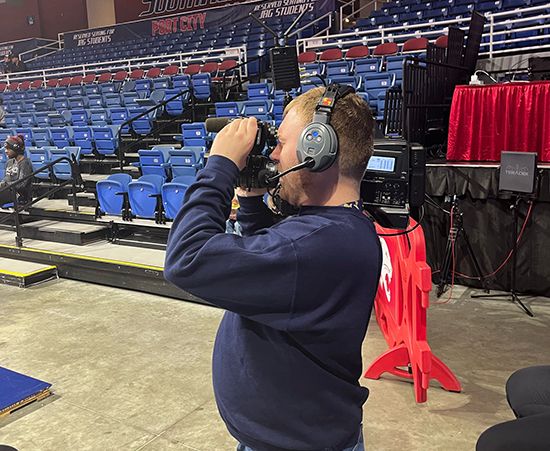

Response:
(209, 117), (258, 171)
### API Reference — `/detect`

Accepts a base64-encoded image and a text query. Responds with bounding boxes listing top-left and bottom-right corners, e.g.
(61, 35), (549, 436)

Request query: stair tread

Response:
(21, 220), (108, 233)
(0, 258), (55, 275)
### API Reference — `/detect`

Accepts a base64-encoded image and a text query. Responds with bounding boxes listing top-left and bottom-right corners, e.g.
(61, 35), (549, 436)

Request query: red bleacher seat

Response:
(8, 82), (19, 91)
(113, 70), (128, 81)
(46, 78), (59, 88)
(200, 62), (219, 74)
(59, 76), (72, 86)
(212, 60), (237, 82)
(30, 79), (43, 89)
(0, 83), (6, 92)
(19, 81), (31, 90)
(298, 51), (317, 64)
(70, 75), (83, 85)
(373, 42), (399, 56)
(435, 35), (448, 48)
(146, 67), (162, 78)
(320, 48), (342, 62)
(402, 37), (428, 52)
(82, 74), (96, 84)
(184, 64), (201, 75)
(97, 72), (112, 83)
(129, 69), (144, 80)
(163, 65), (179, 76)
(345, 46), (370, 59)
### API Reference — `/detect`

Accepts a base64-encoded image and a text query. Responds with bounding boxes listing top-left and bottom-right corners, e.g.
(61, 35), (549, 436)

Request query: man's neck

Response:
(15, 154), (24, 162)
(302, 179), (361, 207)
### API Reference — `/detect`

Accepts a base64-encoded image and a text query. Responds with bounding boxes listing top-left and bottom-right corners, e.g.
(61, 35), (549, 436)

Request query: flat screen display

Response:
(367, 156), (396, 172)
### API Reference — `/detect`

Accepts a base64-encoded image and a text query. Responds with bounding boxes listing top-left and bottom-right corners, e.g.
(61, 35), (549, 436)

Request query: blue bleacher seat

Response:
(54, 97), (70, 110)
(51, 146), (81, 180)
(169, 147), (205, 178)
(133, 147), (172, 177)
(362, 73), (395, 107)
(18, 112), (37, 127)
(97, 173), (132, 216)
(181, 123), (209, 147)
(71, 109), (92, 126)
(328, 75), (362, 91)
(247, 82), (274, 99)
(173, 75), (191, 90)
(72, 126), (94, 155)
(0, 128), (14, 142)
(15, 128), (34, 146)
(128, 174), (164, 219)
(27, 147), (52, 179)
(215, 101), (243, 117)
(90, 108), (111, 126)
(192, 73), (213, 100)
(88, 94), (104, 108)
(129, 107), (155, 135)
(104, 93), (122, 108)
(164, 89), (188, 116)
(92, 125), (119, 155)
(85, 84), (101, 96)
(110, 107), (130, 133)
(35, 112), (51, 127)
(162, 175), (196, 219)
(69, 86), (84, 97)
(243, 100), (273, 121)
(69, 96), (89, 109)
(50, 127), (73, 147)
(326, 60), (353, 77)
(33, 128), (53, 147)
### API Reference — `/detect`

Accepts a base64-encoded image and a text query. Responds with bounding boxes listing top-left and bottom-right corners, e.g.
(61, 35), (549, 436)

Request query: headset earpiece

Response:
(295, 83), (355, 173)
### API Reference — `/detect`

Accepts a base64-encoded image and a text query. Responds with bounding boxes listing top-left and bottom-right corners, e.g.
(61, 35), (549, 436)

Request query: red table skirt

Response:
(447, 81), (550, 162)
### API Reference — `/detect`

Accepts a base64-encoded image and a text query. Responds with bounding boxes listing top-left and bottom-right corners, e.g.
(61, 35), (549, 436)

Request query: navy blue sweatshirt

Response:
(164, 156), (382, 451)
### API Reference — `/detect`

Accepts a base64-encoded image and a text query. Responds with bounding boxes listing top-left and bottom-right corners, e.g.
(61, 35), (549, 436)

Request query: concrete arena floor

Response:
(0, 279), (548, 451)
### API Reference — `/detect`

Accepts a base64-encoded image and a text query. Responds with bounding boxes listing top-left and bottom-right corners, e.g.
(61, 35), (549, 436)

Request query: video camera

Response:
(204, 117), (279, 189)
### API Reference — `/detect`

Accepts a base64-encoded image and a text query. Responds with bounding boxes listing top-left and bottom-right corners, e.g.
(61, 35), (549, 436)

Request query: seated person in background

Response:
(2, 54), (13, 74)
(476, 365), (550, 451)
(10, 54), (27, 73)
(0, 135), (33, 207)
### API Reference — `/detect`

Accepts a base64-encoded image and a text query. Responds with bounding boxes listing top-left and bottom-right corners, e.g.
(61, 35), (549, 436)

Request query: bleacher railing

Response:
(0, 46), (248, 86)
(299, 4), (550, 60)
(0, 155), (83, 247)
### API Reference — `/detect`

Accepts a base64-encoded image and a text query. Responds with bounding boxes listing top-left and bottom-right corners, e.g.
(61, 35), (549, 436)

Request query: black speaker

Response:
(270, 46), (301, 92)
(499, 151), (537, 194)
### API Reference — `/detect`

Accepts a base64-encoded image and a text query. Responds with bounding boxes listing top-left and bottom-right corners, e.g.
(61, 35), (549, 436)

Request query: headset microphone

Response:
(264, 158), (315, 185)
(296, 83), (355, 173)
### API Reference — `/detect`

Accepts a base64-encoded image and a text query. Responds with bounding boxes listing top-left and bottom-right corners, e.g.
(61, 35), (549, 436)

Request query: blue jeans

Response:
(236, 427), (364, 451)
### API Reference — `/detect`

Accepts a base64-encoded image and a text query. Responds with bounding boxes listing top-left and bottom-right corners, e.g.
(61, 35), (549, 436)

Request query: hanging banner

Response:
(64, 0), (334, 50)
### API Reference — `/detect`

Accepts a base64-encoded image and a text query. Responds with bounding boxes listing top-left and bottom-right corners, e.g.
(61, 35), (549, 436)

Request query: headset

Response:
(295, 83), (356, 172)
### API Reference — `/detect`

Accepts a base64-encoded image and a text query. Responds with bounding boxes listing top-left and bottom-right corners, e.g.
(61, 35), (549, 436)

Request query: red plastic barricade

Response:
(364, 219), (461, 403)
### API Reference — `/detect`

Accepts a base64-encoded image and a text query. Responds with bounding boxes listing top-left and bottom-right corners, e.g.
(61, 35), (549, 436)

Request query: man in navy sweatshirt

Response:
(164, 86), (382, 451)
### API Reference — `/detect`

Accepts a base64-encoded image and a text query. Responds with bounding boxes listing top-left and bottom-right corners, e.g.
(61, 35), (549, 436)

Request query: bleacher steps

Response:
(19, 220), (109, 245)
(0, 257), (58, 288)
(67, 192), (97, 208)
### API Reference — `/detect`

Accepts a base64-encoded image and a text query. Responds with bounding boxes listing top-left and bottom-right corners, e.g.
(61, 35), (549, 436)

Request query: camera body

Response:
(236, 119), (279, 189)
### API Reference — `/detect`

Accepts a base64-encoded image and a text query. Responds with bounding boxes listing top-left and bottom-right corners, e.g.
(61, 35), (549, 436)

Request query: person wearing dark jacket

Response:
(0, 135), (33, 206)
(10, 54), (27, 73)
(164, 86), (381, 451)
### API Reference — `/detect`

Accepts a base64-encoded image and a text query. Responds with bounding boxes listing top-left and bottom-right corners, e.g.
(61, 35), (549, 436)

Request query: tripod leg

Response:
(511, 292), (534, 317)
(436, 228), (456, 297)
(460, 228), (490, 293)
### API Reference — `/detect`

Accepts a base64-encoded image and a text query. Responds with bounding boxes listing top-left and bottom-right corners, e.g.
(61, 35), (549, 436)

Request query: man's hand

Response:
(209, 117), (258, 171)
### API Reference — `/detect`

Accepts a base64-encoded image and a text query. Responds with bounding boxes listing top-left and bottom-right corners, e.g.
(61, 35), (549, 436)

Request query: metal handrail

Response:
(339, 0), (380, 30)
(0, 155), (83, 247)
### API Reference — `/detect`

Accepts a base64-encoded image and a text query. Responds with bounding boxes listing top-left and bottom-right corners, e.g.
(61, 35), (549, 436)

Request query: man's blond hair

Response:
(285, 86), (375, 180)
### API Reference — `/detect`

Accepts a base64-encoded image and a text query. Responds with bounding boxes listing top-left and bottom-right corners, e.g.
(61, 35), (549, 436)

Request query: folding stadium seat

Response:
(49, 127), (72, 147)
(26, 89), (41, 100)
(71, 109), (92, 126)
(86, 94), (103, 108)
(13, 90), (27, 101)
(122, 91), (145, 107)
(173, 74), (191, 90)
(161, 176), (193, 219)
(113, 70), (128, 88)
(109, 107), (130, 133)
(168, 147), (205, 177)
(0, 129), (14, 142)
(183, 64), (201, 77)
(82, 74), (96, 85)
(435, 35), (449, 47)
(55, 85), (69, 97)
(135, 67), (160, 92)
(69, 85), (84, 97)
(243, 99), (273, 121)
(273, 98), (284, 122)
(212, 59), (237, 84)
(0, 82), (7, 93)
(129, 69), (145, 81)
(19, 83), (31, 92)
(50, 146), (81, 180)
(181, 123), (210, 147)
(54, 96), (70, 110)
(72, 126), (94, 156)
(477, 1), (501, 13)
(16, 128), (35, 146)
(362, 73), (395, 107)
(27, 147), (52, 180)
(18, 112), (37, 127)
(90, 108), (111, 126)
(402, 37), (429, 52)
(164, 89), (189, 116)
(69, 96), (89, 109)
(129, 108), (155, 135)
(33, 112), (48, 128)
(104, 93), (122, 108)
(132, 147), (172, 178)
(7, 100), (26, 114)
(215, 101), (243, 117)
(373, 42), (399, 56)
(92, 126), (119, 155)
(33, 128), (53, 147)
(128, 174), (165, 219)
(355, 58), (382, 76)
(247, 82), (274, 99)
(449, 4), (474, 16)
(328, 75), (362, 91)
(96, 173), (132, 216)
(8, 82), (19, 92)
(326, 59), (353, 77)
